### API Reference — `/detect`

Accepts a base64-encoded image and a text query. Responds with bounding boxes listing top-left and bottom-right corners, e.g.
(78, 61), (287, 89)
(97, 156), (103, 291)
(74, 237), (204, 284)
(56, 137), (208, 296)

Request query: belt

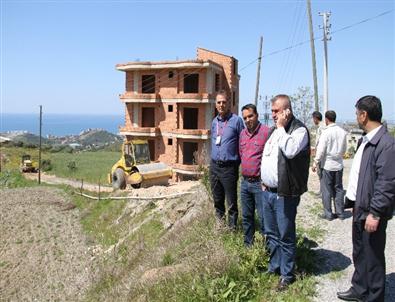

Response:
(211, 160), (237, 167)
(267, 187), (277, 193)
(265, 186), (278, 193)
(242, 175), (261, 182)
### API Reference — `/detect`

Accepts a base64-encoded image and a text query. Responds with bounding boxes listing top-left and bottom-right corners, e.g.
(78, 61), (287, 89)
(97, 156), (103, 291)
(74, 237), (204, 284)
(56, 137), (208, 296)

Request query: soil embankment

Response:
(0, 187), (95, 301)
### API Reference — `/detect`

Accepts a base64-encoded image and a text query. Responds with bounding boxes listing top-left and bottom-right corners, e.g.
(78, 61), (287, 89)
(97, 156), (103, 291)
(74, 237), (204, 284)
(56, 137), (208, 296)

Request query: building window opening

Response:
(148, 140), (155, 161)
(168, 138), (173, 145)
(215, 73), (220, 92)
(233, 59), (238, 75)
(142, 107), (155, 127)
(142, 74), (155, 93)
(168, 71), (174, 78)
(183, 73), (199, 93)
(168, 105), (173, 112)
(183, 107), (198, 129)
(233, 91), (236, 107)
(183, 142), (198, 165)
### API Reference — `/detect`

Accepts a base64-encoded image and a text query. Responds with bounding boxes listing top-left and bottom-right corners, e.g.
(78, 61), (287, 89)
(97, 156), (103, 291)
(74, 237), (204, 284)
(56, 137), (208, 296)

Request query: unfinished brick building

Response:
(116, 48), (239, 180)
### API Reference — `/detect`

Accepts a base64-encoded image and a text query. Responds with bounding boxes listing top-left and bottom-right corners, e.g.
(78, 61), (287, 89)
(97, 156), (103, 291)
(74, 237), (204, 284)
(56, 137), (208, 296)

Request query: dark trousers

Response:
(209, 161), (239, 228)
(321, 169), (345, 218)
(240, 179), (264, 246)
(262, 191), (300, 282)
(351, 218), (388, 302)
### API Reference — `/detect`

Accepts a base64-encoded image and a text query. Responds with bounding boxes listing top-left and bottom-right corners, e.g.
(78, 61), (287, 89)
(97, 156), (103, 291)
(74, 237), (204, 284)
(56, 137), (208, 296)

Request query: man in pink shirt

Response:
(239, 104), (269, 246)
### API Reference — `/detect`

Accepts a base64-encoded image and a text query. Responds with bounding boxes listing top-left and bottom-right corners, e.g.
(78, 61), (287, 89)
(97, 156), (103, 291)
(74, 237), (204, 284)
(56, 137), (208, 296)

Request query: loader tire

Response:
(131, 182), (141, 189)
(112, 168), (126, 190)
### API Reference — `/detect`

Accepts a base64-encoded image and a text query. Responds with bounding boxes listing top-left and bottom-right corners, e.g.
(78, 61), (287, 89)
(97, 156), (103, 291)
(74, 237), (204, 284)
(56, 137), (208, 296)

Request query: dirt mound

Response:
(0, 187), (95, 301)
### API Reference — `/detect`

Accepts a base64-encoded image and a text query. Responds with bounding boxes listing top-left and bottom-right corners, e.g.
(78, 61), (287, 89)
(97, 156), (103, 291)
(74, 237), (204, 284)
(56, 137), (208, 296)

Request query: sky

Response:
(1, 0), (394, 121)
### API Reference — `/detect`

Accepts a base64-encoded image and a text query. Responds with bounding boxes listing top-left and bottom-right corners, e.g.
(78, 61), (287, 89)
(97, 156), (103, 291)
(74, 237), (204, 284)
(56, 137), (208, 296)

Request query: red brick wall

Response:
(197, 48), (239, 113)
(126, 72), (133, 92)
(128, 69), (209, 97)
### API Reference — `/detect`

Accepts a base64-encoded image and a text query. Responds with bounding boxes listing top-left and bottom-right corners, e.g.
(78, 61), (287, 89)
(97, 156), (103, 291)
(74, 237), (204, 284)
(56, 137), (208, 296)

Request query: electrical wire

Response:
(239, 9), (394, 72)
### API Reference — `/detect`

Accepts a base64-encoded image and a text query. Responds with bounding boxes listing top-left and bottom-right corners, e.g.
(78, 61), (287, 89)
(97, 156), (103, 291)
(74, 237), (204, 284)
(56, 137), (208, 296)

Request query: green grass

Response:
(44, 150), (119, 184)
(142, 224), (318, 302)
(1, 145), (119, 184)
(0, 169), (38, 189)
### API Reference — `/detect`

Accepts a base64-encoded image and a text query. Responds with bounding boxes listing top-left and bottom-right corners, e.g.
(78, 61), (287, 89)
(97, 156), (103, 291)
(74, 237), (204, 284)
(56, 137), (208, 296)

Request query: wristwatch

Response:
(371, 214), (380, 221)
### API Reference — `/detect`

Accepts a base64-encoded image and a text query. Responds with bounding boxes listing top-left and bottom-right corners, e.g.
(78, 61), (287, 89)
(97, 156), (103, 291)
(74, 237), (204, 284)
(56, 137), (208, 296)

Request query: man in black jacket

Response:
(337, 96), (395, 302)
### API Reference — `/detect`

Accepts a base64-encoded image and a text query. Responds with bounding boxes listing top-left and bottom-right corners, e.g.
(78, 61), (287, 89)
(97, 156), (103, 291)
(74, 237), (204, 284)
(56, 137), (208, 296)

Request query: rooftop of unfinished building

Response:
(116, 47), (234, 70)
(196, 47), (235, 59)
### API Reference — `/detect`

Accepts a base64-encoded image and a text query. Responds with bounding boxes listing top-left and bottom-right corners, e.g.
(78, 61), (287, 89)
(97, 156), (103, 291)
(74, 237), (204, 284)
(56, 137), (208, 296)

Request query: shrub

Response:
(41, 159), (52, 171)
(67, 161), (77, 172)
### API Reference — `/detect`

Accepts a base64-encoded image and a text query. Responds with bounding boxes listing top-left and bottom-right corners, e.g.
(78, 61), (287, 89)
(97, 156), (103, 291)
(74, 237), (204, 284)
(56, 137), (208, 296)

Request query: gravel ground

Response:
(298, 159), (394, 302)
(0, 187), (95, 301)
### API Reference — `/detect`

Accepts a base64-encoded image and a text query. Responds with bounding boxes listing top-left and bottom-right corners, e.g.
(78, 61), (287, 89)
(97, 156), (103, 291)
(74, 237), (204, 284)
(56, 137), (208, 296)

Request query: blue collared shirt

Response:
(211, 113), (244, 162)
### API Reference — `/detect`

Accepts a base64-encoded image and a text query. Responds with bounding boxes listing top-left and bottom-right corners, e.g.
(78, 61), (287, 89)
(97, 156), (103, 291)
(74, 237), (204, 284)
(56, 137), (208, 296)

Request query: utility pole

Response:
(319, 11), (331, 113)
(38, 105), (42, 185)
(306, 0), (319, 111)
(263, 95), (270, 126)
(254, 36), (263, 106)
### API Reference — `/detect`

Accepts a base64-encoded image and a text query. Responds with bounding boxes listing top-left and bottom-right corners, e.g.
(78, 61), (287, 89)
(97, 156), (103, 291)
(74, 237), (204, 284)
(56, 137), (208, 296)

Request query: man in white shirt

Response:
(261, 94), (310, 291)
(312, 110), (347, 220)
(312, 111), (326, 152)
(311, 111), (326, 194)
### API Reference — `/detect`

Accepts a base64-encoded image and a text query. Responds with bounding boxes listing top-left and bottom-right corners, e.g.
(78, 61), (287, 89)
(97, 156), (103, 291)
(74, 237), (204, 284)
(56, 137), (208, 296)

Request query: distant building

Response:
(0, 136), (11, 144)
(346, 128), (364, 153)
(116, 48), (240, 180)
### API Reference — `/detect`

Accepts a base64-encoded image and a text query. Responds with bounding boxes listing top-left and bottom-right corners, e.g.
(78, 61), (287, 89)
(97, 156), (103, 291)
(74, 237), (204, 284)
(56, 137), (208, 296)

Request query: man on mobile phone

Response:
(260, 94), (310, 291)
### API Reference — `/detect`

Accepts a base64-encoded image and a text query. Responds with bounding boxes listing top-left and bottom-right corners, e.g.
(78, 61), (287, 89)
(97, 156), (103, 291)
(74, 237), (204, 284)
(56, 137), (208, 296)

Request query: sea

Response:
(1, 113), (124, 136)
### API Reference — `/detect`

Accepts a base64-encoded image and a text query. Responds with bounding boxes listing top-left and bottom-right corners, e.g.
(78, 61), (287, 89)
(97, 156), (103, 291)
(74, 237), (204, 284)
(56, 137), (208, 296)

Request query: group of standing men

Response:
(210, 91), (310, 291)
(209, 91), (395, 300)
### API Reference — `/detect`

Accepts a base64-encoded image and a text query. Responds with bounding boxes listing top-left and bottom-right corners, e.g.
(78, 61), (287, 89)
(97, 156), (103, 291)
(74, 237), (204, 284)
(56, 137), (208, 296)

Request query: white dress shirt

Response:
(346, 125), (382, 201)
(314, 123), (347, 171)
(261, 126), (309, 188)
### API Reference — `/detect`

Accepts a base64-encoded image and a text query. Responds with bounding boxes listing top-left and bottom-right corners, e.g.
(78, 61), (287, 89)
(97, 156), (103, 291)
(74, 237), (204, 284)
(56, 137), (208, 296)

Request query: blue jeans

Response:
(240, 179), (264, 246)
(262, 191), (300, 282)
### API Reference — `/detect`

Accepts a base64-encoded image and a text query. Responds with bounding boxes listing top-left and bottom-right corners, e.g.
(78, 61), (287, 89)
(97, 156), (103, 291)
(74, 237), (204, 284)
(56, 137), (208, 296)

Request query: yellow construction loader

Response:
(20, 154), (38, 173)
(109, 140), (172, 190)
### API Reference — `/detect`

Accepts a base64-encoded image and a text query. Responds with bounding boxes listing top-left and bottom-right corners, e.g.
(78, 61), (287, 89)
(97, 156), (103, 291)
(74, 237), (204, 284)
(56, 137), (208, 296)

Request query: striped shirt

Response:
(239, 122), (270, 177)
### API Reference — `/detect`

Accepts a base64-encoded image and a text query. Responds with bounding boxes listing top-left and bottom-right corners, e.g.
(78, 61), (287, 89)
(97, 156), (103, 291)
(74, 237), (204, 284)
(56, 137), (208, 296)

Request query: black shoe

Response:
(337, 287), (364, 301)
(319, 214), (334, 221)
(276, 277), (294, 292)
(337, 214), (346, 220)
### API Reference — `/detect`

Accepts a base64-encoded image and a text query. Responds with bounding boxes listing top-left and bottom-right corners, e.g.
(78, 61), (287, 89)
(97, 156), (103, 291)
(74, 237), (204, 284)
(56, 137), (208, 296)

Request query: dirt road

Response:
(24, 172), (113, 192)
(0, 187), (94, 301)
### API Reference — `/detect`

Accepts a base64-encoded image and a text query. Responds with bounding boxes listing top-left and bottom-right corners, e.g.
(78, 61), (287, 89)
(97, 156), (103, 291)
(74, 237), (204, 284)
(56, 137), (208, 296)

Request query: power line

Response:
(239, 9), (394, 72)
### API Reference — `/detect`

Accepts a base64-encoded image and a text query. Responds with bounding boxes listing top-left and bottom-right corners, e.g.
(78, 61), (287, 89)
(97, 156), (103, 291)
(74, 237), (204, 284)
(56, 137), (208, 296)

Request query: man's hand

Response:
(365, 213), (380, 233)
(277, 109), (290, 128)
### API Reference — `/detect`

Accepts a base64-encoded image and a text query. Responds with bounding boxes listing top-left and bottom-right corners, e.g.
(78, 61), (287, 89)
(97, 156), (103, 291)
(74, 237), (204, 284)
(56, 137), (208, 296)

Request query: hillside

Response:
(1, 129), (122, 148)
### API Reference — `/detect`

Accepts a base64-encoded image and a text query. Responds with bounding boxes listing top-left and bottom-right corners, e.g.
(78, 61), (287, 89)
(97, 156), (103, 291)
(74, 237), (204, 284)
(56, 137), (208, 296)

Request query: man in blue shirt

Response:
(210, 90), (244, 229)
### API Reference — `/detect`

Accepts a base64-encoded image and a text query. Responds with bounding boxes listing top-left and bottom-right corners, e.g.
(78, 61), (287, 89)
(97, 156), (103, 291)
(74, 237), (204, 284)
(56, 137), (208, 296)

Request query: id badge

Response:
(216, 136), (221, 145)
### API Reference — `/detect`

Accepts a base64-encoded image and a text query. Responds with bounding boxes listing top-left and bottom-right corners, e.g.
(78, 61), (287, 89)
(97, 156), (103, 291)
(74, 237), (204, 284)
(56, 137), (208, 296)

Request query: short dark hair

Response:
(355, 95), (382, 122)
(312, 111), (322, 121)
(216, 90), (228, 100)
(241, 103), (257, 114)
(325, 110), (336, 122)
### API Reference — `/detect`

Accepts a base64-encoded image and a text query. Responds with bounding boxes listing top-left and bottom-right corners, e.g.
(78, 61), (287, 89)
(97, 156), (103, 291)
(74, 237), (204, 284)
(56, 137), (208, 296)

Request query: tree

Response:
(290, 87), (320, 128)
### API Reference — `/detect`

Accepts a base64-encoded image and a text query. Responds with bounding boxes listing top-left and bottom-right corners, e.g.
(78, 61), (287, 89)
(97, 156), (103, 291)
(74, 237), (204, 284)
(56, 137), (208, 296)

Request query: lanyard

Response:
(216, 119), (228, 137)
